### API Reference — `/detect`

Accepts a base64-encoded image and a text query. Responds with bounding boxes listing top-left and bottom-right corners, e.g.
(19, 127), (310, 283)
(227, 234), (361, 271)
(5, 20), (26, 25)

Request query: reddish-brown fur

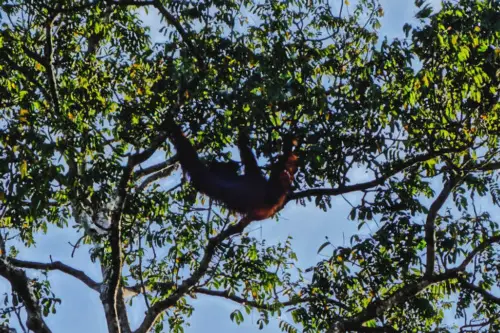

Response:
(168, 122), (297, 221)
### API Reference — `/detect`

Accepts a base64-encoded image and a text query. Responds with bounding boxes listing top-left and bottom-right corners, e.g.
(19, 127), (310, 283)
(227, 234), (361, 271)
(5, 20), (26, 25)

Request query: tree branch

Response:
(21, 45), (46, 66)
(477, 161), (500, 171)
(105, 6), (206, 319)
(0, 258), (52, 333)
(7, 257), (175, 305)
(105, 125), (183, 331)
(328, 272), (457, 333)
(44, 16), (61, 115)
(105, 2), (208, 314)
(127, 132), (170, 168)
(459, 279), (500, 305)
(54, 0), (154, 15)
(8, 258), (100, 291)
(134, 216), (255, 333)
(116, 289), (133, 333)
(152, 0), (204, 67)
(107, 165), (134, 332)
(195, 288), (349, 311)
(346, 327), (398, 333)
(289, 146), (471, 202)
(1, 55), (50, 101)
(134, 156), (178, 179)
(136, 164), (178, 192)
(425, 176), (463, 277)
(328, 234), (500, 332)
(457, 234), (500, 271)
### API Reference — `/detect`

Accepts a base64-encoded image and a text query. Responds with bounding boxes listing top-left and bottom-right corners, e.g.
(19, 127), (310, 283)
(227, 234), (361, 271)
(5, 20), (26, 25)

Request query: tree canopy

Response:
(1, 0), (500, 332)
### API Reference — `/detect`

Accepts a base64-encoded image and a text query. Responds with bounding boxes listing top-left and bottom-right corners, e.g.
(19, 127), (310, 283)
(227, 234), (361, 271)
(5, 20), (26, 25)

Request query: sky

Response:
(0, 1), (454, 332)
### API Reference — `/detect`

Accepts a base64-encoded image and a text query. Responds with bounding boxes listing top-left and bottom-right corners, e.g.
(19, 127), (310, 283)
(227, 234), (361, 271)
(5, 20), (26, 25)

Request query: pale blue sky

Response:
(1, 1), (463, 332)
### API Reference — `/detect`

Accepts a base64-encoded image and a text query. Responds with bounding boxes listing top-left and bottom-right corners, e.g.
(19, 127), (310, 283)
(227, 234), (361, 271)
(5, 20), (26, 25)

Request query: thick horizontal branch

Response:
(289, 145), (472, 202)
(9, 258), (173, 299)
(195, 288), (280, 309)
(289, 176), (385, 201)
(0, 259), (53, 333)
(8, 258), (100, 291)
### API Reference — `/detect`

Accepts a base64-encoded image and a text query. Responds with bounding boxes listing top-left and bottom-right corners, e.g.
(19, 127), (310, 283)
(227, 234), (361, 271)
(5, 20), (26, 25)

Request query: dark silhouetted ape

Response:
(207, 160), (240, 178)
(168, 122), (298, 222)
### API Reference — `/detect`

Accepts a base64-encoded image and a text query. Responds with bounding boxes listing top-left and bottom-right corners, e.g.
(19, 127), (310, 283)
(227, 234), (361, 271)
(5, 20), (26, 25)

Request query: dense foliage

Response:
(0, 0), (499, 332)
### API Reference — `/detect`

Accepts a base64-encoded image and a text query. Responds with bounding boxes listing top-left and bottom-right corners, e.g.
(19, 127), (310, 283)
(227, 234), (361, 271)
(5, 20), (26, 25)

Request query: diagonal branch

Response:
(128, 134), (170, 167)
(457, 234), (500, 271)
(134, 216), (255, 333)
(289, 145), (472, 202)
(152, 0), (204, 67)
(1, 55), (51, 101)
(134, 156), (178, 179)
(0, 258), (52, 333)
(476, 160), (500, 172)
(328, 272), (458, 333)
(425, 175), (463, 277)
(459, 279), (500, 305)
(21, 45), (46, 66)
(137, 164), (178, 192)
(8, 258), (100, 291)
(328, 234), (500, 332)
